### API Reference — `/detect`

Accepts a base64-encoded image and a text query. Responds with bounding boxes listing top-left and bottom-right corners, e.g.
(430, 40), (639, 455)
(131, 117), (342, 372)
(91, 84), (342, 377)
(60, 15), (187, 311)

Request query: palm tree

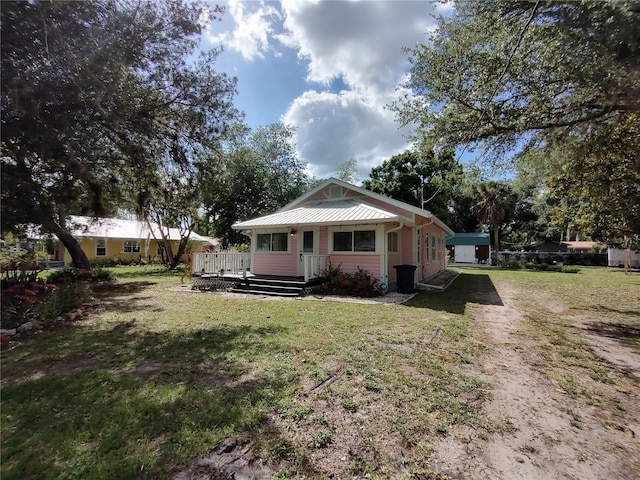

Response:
(472, 181), (515, 265)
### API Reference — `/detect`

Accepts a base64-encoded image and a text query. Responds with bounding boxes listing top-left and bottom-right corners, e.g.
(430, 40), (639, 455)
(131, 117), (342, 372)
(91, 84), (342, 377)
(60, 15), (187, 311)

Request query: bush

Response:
(0, 280), (93, 329)
(561, 266), (581, 274)
(46, 267), (112, 284)
(46, 268), (92, 284)
(502, 259), (523, 270)
(314, 264), (382, 298)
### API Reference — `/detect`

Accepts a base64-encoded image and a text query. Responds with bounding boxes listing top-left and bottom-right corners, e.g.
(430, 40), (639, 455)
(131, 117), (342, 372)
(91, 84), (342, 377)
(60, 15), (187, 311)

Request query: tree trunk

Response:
(492, 224), (500, 266)
(42, 218), (91, 270)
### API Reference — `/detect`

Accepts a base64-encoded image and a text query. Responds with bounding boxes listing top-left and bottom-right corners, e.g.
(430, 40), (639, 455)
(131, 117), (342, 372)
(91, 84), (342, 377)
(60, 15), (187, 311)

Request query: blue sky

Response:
(199, 0), (449, 181)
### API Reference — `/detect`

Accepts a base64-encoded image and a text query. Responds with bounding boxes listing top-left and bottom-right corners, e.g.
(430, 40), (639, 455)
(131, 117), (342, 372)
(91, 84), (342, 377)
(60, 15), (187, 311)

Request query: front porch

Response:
(191, 252), (330, 283)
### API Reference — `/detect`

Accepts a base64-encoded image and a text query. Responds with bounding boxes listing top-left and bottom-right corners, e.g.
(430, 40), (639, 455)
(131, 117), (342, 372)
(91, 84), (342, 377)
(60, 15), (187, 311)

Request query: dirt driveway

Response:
(433, 276), (640, 480)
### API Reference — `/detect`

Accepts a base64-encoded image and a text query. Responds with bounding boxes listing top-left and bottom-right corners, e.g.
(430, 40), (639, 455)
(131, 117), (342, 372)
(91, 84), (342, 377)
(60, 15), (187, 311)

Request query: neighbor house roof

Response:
(233, 178), (455, 235)
(563, 241), (597, 250)
(446, 233), (491, 246)
(233, 200), (404, 228)
(66, 216), (207, 242)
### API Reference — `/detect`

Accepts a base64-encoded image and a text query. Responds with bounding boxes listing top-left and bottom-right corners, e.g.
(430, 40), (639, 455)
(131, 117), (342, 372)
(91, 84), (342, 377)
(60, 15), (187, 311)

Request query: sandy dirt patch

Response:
(432, 281), (640, 480)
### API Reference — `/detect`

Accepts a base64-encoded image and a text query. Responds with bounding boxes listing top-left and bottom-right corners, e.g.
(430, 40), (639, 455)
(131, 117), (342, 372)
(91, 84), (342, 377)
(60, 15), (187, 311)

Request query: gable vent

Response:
(329, 186), (342, 198)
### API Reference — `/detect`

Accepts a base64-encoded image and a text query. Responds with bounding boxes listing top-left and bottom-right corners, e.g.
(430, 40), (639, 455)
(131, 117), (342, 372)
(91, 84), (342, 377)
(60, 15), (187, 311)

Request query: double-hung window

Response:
(96, 238), (106, 257)
(123, 240), (140, 253)
(431, 235), (437, 262)
(424, 233), (430, 263)
(256, 233), (288, 252)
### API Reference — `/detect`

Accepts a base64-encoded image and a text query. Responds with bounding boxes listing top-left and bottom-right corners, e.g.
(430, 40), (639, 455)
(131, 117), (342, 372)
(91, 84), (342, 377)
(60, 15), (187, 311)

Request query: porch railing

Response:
(303, 254), (331, 282)
(192, 252), (251, 278)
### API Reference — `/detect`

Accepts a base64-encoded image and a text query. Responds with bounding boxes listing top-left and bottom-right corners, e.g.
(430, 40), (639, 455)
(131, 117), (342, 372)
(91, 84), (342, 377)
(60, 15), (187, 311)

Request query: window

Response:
(333, 232), (352, 252)
(157, 243), (164, 256)
(256, 232), (288, 252)
(424, 233), (430, 263)
(431, 235), (437, 262)
(123, 240), (140, 253)
(96, 238), (106, 257)
(302, 231), (314, 253)
(332, 230), (376, 252)
(388, 231), (398, 253)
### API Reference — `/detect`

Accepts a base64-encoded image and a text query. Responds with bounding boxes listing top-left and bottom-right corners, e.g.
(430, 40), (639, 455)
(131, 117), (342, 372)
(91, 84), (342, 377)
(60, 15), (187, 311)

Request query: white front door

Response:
(297, 229), (316, 276)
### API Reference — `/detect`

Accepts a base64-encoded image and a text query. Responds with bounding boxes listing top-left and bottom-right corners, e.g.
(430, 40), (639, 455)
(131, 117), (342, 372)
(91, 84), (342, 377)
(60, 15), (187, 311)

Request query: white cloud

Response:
(277, 1), (440, 179)
(207, 1), (444, 179)
(280, 0), (439, 96)
(283, 90), (413, 180)
(204, 0), (282, 61)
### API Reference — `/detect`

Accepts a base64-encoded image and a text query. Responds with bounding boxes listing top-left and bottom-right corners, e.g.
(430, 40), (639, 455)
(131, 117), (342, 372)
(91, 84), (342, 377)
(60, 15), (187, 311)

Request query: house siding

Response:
(253, 252), (298, 276)
(328, 254), (381, 278)
(319, 227), (329, 255)
(401, 226), (414, 265)
(387, 252), (402, 283)
(63, 237), (193, 266)
(416, 224), (446, 281)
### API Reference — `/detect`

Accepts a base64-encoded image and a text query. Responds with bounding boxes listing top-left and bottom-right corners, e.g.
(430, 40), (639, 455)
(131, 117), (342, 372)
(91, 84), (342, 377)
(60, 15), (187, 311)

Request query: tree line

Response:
(2, 0), (638, 270)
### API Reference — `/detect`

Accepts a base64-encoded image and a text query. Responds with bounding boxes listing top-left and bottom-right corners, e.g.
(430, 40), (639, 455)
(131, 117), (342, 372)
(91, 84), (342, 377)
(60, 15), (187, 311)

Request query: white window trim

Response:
(424, 232), (430, 264)
(96, 238), (107, 257)
(431, 234), (437, 263)
(255, 231), (291, 254)
(329, 227), (379, 254)
(123, 239), (141, 254)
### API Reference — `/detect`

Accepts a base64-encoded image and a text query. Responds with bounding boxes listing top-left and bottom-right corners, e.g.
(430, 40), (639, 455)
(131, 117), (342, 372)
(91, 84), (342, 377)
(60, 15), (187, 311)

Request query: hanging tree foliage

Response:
(1, 0), (238, 268)
(394, 0), (640, 242)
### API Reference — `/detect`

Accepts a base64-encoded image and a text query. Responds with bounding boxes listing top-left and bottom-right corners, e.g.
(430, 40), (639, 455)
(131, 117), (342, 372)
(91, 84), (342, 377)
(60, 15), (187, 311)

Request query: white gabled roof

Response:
(233, 200), (403, 228)
(67, 216), (207, 242)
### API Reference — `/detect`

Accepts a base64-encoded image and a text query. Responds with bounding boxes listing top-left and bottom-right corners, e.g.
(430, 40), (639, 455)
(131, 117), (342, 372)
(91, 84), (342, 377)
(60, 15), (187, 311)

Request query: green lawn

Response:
(1, 266), (638, 479)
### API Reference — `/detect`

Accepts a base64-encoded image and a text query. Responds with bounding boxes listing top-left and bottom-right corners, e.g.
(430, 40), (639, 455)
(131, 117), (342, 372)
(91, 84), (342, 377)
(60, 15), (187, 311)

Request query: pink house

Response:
(230, 178), (453, 293)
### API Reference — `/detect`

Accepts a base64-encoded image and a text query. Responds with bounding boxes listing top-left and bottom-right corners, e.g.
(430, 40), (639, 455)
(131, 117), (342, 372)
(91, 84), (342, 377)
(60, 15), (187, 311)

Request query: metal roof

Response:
(446, 233), (491, 246)
(233, 200), (400, 228)
(66, 216), (207, 242)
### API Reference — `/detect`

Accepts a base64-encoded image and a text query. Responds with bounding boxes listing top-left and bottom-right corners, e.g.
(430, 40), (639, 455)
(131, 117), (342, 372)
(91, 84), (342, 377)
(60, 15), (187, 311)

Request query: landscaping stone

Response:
(16, 322), (33, 333)
(1, 329), (17, 337)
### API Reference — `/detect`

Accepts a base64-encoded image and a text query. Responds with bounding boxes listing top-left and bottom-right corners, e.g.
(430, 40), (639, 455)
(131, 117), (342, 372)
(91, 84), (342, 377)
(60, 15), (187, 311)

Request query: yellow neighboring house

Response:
(56, 216), (209, 266)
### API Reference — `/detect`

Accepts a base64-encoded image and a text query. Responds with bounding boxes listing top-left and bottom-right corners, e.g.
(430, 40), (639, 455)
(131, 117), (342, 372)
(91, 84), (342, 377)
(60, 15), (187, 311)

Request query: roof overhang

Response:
(233, 200), (413, 230)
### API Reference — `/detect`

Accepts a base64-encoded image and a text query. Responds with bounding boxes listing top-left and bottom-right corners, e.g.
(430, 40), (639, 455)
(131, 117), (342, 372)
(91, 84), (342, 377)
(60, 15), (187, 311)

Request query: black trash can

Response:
(394, 264), (417, 294)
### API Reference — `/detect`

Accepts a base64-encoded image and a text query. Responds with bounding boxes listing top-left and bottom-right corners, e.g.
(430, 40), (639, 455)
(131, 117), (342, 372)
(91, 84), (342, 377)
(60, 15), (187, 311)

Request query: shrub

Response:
(46, 267), (112, 284)
(314, 264), (382, 298)
(561, 266), (581, 274)
(0, 280), (93, 329)
(502, 259), (523, 270)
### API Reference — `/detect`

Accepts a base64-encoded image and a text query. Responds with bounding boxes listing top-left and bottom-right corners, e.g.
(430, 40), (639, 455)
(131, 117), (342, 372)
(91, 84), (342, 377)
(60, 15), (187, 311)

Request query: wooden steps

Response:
(230, 276), (324, 297)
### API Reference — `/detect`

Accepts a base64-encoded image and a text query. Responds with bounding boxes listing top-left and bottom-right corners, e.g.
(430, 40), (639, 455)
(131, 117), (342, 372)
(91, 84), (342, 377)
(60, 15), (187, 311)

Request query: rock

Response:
(0, 329), (17, 337)
(17, 322), (33, 333)
(31, 320), (43, 330)
(515, 456), (525, 464)
(55, 316), (64, 323)
(76, 309), (84, 317)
